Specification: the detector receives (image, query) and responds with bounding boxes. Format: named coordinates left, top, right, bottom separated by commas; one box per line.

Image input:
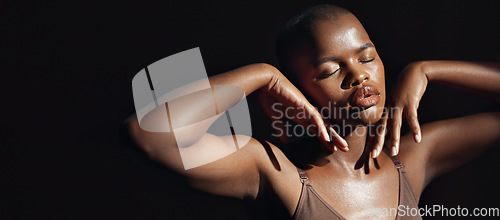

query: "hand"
left=387, top=62, right=428, bottom=156
left=258, top=71, right=348, bottom=152
left=368, top=110, right=388, bottom=158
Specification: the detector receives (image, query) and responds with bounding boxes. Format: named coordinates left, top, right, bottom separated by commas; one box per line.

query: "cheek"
left=370, top=60, right=385, bottom=80
left=371, top=61, right=386, bottom=107
left=315, top=82, right=350, bottom=107
left=371, top=61, right=386, bottom=91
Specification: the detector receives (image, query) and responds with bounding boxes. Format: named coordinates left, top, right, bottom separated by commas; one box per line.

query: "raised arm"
left=421, top=61, right=500, bottom=98
left=128, top=63, right=341, bottom=200
left=388, top=61, right=500, bottom=194
left=389, top=61, right=500, bottom=156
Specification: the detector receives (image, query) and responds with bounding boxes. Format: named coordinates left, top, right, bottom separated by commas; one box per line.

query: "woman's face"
left=292, top=14, right=386, bottom=126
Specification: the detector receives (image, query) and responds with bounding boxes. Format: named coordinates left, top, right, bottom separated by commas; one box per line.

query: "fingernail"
left=333, top=146, right=338, bottom=152
left=340, top=145, right=349, bottom=152
left=391, top=146, right=398, bottom=156
left=372, top=149, right=379, bottom=158
left=415, top=133, right=421, bottom=143
left=341, top=138, right=348, bottom=148
left=324, top=131, right=331, bottom=142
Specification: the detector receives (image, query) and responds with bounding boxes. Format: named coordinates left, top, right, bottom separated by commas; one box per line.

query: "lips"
left=351, top=85, right=381, bottom=109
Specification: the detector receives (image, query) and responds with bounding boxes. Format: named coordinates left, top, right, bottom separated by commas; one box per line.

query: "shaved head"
left=276, top=5, right=353, bottom=81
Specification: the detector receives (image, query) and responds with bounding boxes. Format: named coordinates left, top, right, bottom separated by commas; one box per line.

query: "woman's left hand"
left=387, top=62, right=429, bottom=156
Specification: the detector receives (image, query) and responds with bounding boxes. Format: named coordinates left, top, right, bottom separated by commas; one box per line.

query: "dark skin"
left=128, top=12, right=500, bottom=219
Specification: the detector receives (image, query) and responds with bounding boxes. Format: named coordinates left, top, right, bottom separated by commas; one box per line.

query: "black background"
left=2, top=0, right=500, bottom=219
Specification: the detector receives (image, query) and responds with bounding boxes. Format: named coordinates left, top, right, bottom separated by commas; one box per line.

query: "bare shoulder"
left=396, top=112, right=500, bottom=199
left=393, top=132, right=427, bottom=200
left=250, top=139, right=303, bottom=215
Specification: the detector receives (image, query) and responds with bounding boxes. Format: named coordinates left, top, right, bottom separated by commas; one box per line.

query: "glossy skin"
left=292, top=15, right=386, bottom=126
left=128, top=12, right=500, bottom=220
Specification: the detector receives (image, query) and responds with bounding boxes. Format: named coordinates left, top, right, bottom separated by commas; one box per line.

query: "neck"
left=289, top=124, right=380, bottom=173
left=306, top=125, right=378, bottom=172
left=328, top=125, right=371, bottom=168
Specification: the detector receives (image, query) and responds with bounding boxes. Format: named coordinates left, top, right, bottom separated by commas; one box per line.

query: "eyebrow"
left=315, top=43, right=375, bottom=66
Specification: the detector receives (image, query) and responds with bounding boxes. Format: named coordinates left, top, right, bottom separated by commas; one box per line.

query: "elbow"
left=127, top=118, right=162, bottom=158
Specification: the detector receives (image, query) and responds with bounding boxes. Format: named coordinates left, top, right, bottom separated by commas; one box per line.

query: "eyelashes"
left=316, top=69, right=340, bottom=80
left=360, top=58, right=375, bottom=64
left=316, top=58, right=375, bottom=80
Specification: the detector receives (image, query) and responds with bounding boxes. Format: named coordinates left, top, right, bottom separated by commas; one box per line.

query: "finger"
left=371, top=116, right=387, bottom=158
left=303, top=122, right=337, bottom=152
left=371, top=128, right=386, bottom=158
left=328, top=126, right=349, bottom=151
left=306, top=104, right=331, bottom=143
left=389, top=106, right=402, bottom=156
left=407, top=109, right=421, bottom=143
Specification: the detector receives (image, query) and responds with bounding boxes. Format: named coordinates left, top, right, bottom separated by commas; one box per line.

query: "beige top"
left=292, top=157, right=421, bottom=220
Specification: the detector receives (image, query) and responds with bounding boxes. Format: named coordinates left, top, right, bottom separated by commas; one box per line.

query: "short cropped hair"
left=276, top=5, right=351, bottom=82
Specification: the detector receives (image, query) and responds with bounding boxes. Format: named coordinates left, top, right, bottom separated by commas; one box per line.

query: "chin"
left=325, top=97, right=385, bottom=129
left=361, top=108, right=384, bottom=124
left=352, top=104, right=385, bottom=126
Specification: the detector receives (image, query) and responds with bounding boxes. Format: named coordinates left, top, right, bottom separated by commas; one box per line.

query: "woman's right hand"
left=258, top=71, right=348, bottom=152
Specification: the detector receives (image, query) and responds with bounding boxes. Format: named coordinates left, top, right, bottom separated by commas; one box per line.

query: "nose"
left=344, top=64, right=370, bottom=88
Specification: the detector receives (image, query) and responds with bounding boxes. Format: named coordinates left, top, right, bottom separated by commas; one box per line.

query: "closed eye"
left=360, top=58, right=375, bottom=64
left=316, top=68, right=340, bottom=80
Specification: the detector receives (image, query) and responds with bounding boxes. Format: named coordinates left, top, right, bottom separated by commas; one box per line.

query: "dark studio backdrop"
left=2, top=0, right=500, bottom=219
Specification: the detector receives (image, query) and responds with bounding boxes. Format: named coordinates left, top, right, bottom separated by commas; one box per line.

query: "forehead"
left=310, top=14, right=371, bottom=56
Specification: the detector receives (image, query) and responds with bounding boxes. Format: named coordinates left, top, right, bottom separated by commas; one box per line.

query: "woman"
left=127, top=5, right=500, bottom=219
